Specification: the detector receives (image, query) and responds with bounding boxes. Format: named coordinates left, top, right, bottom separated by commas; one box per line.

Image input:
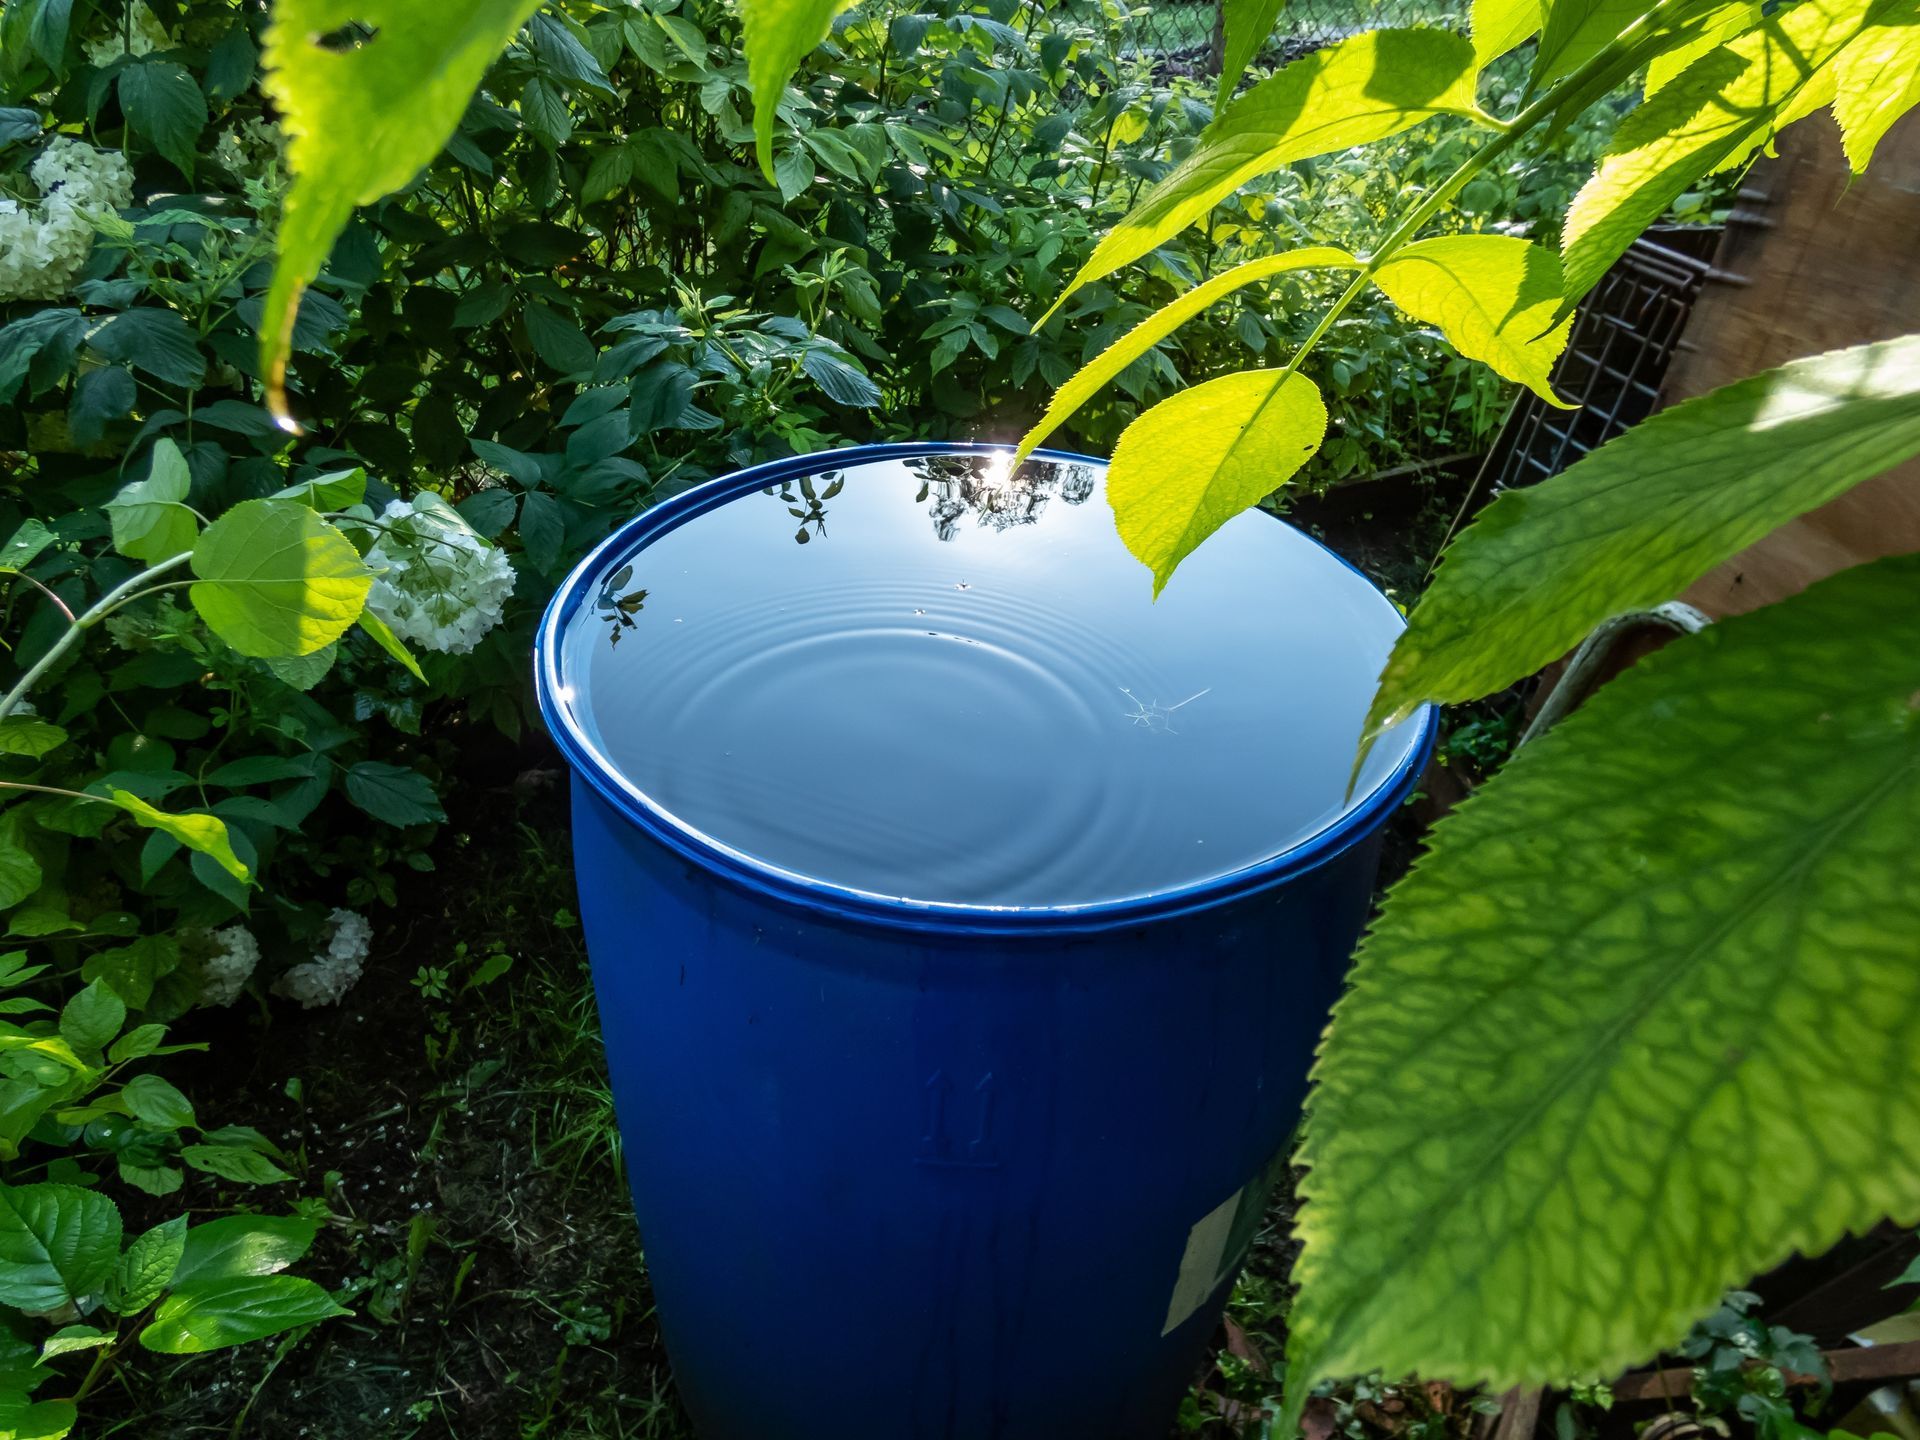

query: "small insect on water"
left=1119, top=686, right=1211, bottom=734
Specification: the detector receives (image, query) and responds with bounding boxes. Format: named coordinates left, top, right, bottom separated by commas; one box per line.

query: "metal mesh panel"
left=1488, top=233, right=1717, bottom=489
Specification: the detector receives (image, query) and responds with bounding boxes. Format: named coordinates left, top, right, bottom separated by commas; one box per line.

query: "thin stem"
left=0, top=781, right=124, bottom=805
left=73, top=1336, right=119, bottom=1404
left=0, top=553, right=192, bottom=724
left=0, top=570, right=76, bottom=625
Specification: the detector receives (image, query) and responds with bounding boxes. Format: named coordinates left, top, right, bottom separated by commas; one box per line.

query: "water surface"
left=558, top=451, right=1420, bottom=907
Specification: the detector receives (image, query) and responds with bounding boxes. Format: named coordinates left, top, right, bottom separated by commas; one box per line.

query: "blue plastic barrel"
left=535, top=443, right=1433, bottom=1440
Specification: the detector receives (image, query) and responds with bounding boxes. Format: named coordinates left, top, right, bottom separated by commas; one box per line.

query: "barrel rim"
left=534, top=441, right=1437, bottom=935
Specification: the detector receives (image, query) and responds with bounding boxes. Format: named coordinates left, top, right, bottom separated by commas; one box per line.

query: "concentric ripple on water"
left=556, top=451, right=1421, bottom=908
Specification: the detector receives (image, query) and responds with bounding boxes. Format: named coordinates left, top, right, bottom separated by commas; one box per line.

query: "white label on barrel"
left=1160, top=1160, right=1280, bottom=1336
left=1161, top=1186, right=1243, bottom=1336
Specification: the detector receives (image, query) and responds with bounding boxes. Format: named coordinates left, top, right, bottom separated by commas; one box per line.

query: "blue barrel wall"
left=537, top=443, right=1435, bottom=1440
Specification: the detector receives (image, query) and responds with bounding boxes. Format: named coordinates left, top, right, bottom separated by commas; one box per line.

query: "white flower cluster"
left=84, top=3, right=171, bottom=66
left=0, top=138, right=134, bottom=301
left=211, top=117, right=288, bottom=190
left=275, top=908, right=373, bottom=1009
left=364, top=494, right=516, bottom=655
left=200, top=925, right=261, bottom=1007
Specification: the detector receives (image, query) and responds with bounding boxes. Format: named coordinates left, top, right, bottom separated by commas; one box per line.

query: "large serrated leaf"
left=1833, top=3, right=1920, bottom=170
left=1016, top=247, right=1359, bottom=465
left=1472, top=0, right=1542, bottom=64
left=1644, top=0, right=1762, bottom=96
left=259, top=0, right=544, bottom=417
left=1366, top=333, right=1920, bottom=741
left=0, top=1184, right=123, bottom=1311
left=1561, top=0, right=1874, bottom=297
left=1107, top=370, right=1328, bottom=596
left=110, top=1215, right=186, bottom=1315
left=1372, top=235, right=1574, bottom=406
left=1533, top=0, right=1650, bottom=85
left=188, top=498, right=370, bottom=659
left=1042, top=29, right=1478, bottom=323
left=739, top=0, right=858, bottom=181
left=1285, top=553, right=1920, bottom=1416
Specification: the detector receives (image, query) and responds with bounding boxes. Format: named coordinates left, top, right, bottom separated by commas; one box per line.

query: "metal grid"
left=1488, top=233, right=1718, bottom=490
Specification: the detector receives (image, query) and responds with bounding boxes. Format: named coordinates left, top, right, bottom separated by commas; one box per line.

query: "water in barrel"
left=556, top=450, right=1422, bottom=909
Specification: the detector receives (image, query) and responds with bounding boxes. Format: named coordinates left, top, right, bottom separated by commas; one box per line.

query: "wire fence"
left=857, top=0, right=1469, bottom=202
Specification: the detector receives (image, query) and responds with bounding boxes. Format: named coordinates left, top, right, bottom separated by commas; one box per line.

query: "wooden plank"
left=1613, top=1339, right=1920, bottom=1404
left=1664, top=109, right=1920, bottom=620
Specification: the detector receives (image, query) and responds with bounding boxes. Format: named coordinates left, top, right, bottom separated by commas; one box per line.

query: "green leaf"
left=108, top=792, right=250, bottom=884
left=271, top=468, right=367, bottom=510
left=106, top=438, right=198, bottom=564
left=138, top=1274, right=347, bottom=1354
left=356, top=609, right=424, bottom=681
left=120, top=1074, right=195, bottom=1132
left=1644, top=1, right=1762, bottom=96
left=1372, top=236, right=1574, bottom=406
left=1561, top=0, right=1871, bottom=298
left=171, top=1215, right=316, bottom=1288
left=800, top=350, right=881, bottom=407
left=1285, top=554, right=1920, bottom=1418
left=0, top=520, right=56, bottom=574
left=0, top=816, right=42, bottom=912
left=85, top=309, right=205, bottom=389
left=108, top=1025, right=170, bottom=1064
left=580, top=143, right=635, bottom=204
left=189, top=498, right=371, bottom=658
left=1107, top=370, right=1328, bottom=596
left=83, top=937, right=178, bottom=1012
left=1216, top=0, right=1288, bottom=108
left=38, top=1324, right=110, bottom=1362
left=57, top=981, right=123, bottom=1060
left=523, top=303, right=596, bottom=375
left=739, top=0, right=858, bottom=181
left=1019, top=247, right=1358, bottom=464
left=517, top=490, right=565, bottom=573
left=519, top=75, right=571, bottom=147
left=67, top=365, right=135, bottom=447
left=0, top=1184, right=122, bottom=1311
left=344, top=761, right=445, bottom=827
left=262, top=645, right=336, bottom=693
left=1534, top=0, right=1649, bottom=85
left=0, top=1394, right=75, bottom=1440
left=1833, top=4, right=1920, bottom=169
left=117, top=59, right=207, bottom=176
left=1042, top=29, right=1477, bottom=324
left=1472, top=0, right=1542, bottom=64
left=182, top=1146, right=292, bottom=1186
left=110, top=1216, right=186, bottom=1315
left=0, top=718, right=66, bottom=760
left=258, top=0, right=544, bottom=418
left=1365, top=334, right=1920, bottom=740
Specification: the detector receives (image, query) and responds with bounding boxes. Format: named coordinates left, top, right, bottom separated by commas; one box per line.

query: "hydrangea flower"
left=200, top=925, right=261, bottom=1007
left=276, top=909, right=373, bottom=1009
left=0, top=139, right=133, bottom=301
left=84, top=3, right=171, bottom=66
left=363, top=494, right=516, bottom=655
